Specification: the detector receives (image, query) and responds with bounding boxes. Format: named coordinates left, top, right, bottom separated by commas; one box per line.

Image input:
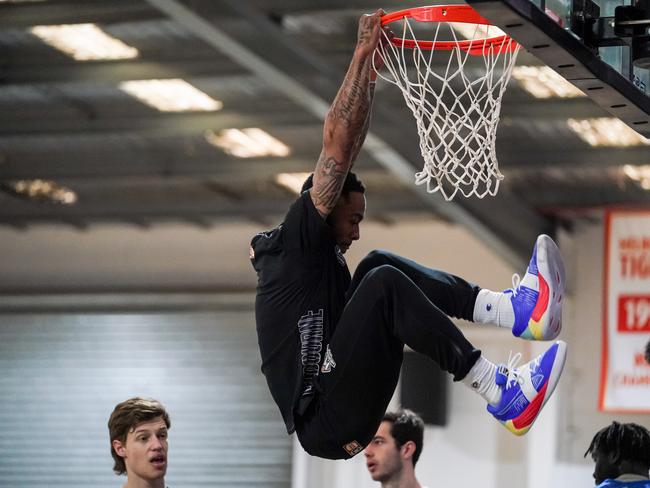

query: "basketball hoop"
left=374, top=5, right=520, bottom=200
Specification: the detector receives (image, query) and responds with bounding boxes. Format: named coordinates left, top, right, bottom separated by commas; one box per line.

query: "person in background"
left=585, top=421, right=650, bottom=488
left=364, top=410, right=426, bottom=488
left=108, top=397, right=170, bottom=488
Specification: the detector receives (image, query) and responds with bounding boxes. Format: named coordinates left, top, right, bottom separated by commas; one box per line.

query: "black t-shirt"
left=250, top=191, right=351, bottom=434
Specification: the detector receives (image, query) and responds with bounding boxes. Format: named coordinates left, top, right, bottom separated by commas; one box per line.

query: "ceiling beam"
left=500, top=98, right=608, bottom=119
left=521, top=185, right=650, bottom=207
left=5, top=136, right=646, bottom=182
left=0, top=156, right=317, bottom=180
left=0, top=1, right=162, bottom=28
left=246, top=0, right=409, bottom=16
left=0, top=109, right=315, bottom=136
left=500, top=145, right=650, bottom=169
left=1, top=57, right=243, bottom=84
left=0, top=191, right=424, bottom=223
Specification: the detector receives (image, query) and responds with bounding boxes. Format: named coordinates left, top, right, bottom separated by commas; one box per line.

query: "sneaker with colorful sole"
left=487, top=340, right=567, bottom=435
left=509, top=234, right=566, bottom=341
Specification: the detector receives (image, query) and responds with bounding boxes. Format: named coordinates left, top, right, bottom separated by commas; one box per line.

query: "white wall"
left=0, top=222, right=260, bottom=291
left=0, top=217, right=513, bottom=292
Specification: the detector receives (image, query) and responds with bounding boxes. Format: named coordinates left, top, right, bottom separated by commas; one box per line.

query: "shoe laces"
left=509, top=274, right=521, bottom=298
left=499, top=351, right=544, bottom=390
left=500, top=351, right=524, bottom=390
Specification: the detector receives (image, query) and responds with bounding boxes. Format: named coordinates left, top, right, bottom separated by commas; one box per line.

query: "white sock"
left=462, top=356, right=502, bottom=406
left=473, top=289, right=515, bottom=328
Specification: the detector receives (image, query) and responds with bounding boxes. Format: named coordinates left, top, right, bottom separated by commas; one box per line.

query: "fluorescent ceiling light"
left=567, top=117, right=650, bottom=147
left=30, top=23, right=138, bottom=61
left=275, top=173, right=312, bottom=195
left=120, top=79, right=223, bottom=112
left=5, top=179, right=77, bottom=204
left=512, top=66, right=585, bottom=99
left=623, top=165, right=650, bottom=190
left=205, top=128, right=290, bottom=158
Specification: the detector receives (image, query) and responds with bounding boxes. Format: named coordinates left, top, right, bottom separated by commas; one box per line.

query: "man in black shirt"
left=251, top=10, right=568, bottom=460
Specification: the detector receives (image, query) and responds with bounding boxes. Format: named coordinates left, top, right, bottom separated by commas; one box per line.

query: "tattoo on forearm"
left=312, top=34, right=376, bottom=214
left=331, top=60, right=371, bottom=130
left=358, top=22, right=372, bottom=46
left=350, top=82, right=375, bottom=162
left=313, top=154, right=347, bottom=211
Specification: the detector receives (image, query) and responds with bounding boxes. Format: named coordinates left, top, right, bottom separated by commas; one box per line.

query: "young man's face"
left=329, top=191, right=365, bottom=254
left=364, top=421, right=403, bottom=483
left=113, top=416, right=169, bottom=482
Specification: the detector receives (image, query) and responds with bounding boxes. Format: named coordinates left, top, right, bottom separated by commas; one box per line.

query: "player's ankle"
left=462, top=356, right=502, bottom=406
left=473, top=289, right=514, bottom=328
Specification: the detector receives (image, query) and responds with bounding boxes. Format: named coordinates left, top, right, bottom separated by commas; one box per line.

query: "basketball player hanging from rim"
left=250, top=10, right=568, bottom=460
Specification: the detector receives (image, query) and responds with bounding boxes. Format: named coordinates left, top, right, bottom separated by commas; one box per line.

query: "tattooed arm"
left=348, top=81, right=376, bottom=166
left=310, top=10, right=383, bottom=218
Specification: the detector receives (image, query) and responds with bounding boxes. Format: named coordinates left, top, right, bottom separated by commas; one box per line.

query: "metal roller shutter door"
left=0, top=310, right=291, bottom=487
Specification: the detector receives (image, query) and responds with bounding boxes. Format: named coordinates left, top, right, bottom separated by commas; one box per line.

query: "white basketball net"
left=374, top=16, right=520, bottom=200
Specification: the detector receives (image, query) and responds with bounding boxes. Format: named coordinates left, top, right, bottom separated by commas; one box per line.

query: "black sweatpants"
left=295, top=250, right=482, bottom=459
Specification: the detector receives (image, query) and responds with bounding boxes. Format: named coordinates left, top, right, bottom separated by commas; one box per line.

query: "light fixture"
left=30, top=23, right=138, bottom=61
left=623, top=165, right=650, bottom=190
left=120, top=79, right=223, bottom=112
left=274, top=173, right=312, bottom=195
left=512, top=66, right=586, bottom=99
left=1, top=179, right=77, bottom=204
left=567, top=117, right=650, bottom=147
left=205, top=128, right=290, bottom=158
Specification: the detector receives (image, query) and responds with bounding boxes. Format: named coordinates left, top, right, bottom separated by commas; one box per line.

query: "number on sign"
left=618, top=295, right=650, bottom=332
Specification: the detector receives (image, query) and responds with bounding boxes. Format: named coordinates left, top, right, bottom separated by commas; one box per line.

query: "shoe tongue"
left=495, top=366, right=508, bottom=386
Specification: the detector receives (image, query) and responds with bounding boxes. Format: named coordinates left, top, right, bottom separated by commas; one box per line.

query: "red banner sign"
left=600, top=210, right=650, bottom=412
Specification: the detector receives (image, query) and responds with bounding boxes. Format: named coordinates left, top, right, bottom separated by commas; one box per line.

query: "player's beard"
left=372, top=454, right=403, bottom=484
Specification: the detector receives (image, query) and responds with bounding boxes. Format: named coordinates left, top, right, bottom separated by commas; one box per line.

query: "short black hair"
left=301, top=172, right=365, bottom=198
left=584, top=421, right=650, bottom=467
left=645, top=339, right=650, bottom=365
left=382, top=409, right=425, bottom=466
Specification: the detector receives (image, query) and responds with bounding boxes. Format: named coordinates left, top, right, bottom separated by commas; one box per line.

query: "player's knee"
left=362, top=264, right=401, bottom=288
left=360, top=249, right=395, bottom=269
